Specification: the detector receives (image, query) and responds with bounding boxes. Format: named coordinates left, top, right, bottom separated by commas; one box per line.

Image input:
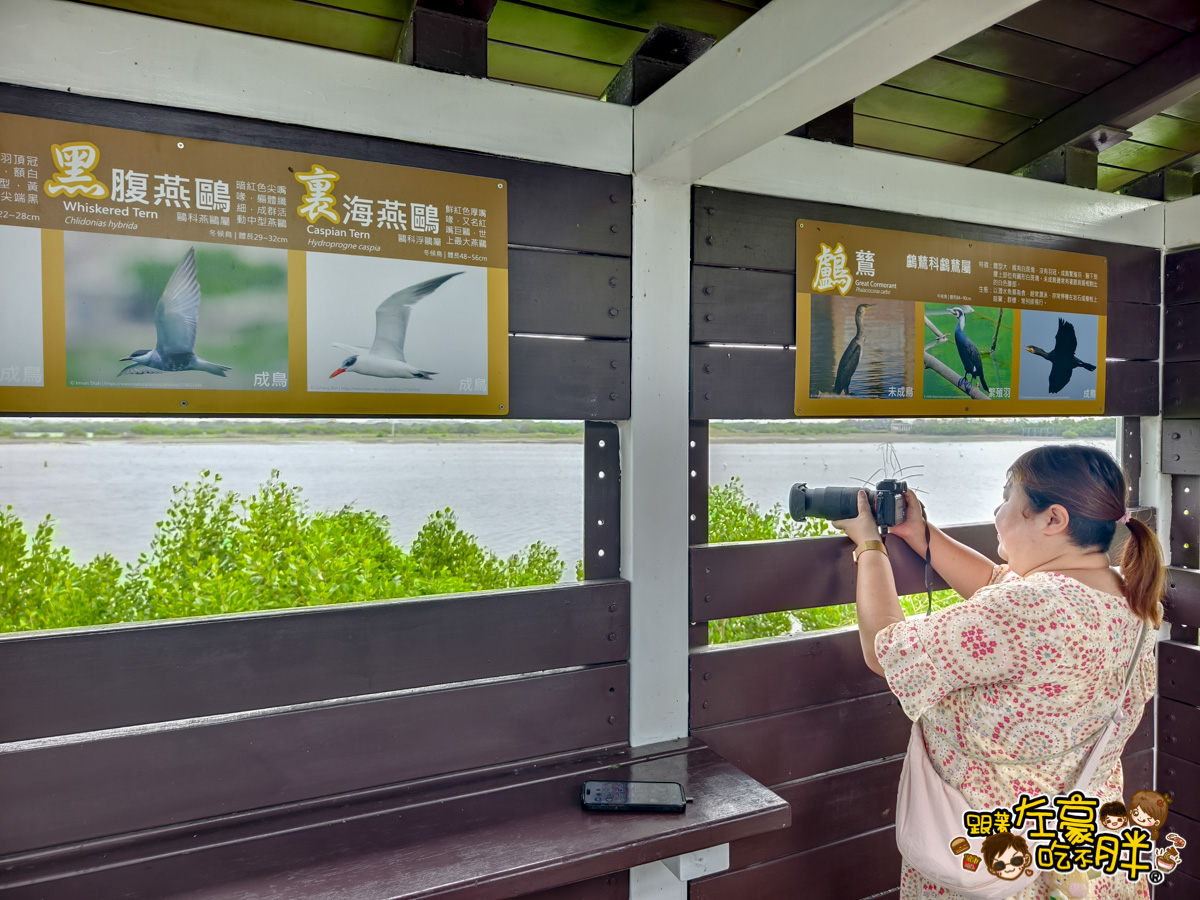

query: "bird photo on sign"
left=306, top=254, right=487, bottom=396
left=807, top=295, right=915, bottom=399
left=922, top=302, right=1013, bottom=401
left=1017, top=310, right=1099, bottom=401
left=63, top=233, right=289, bottom=392
left=0, top=223, right=45, bottom=389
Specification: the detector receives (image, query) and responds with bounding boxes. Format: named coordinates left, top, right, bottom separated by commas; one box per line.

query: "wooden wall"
left=687, top=186, right=1163, bottom=899
left=0, top=85, right=632, bottom=899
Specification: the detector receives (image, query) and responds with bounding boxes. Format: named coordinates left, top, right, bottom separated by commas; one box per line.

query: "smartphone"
left=581, top=780, right=687, bottom=813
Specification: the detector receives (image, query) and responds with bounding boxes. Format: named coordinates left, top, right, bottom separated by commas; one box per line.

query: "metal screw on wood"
left=701, top=701, right=709, bottom=709
left=610, top=224, right=619, bottom=233
left=704, top=313, right=713, bottom=322
left=609, top=277, right=618, bottom=286
left=608, top=715, right=616, bottom=724
left=702, top=285, right=713, bottom=295
left=609, top=360, right=618, bottom=369
left=609, top=604, right=617, bottom=612
left=608, top=308, right=619, bottom=317
left=609, top=392, right=618, bottom=400
left=607, top=632, right=617, bottom=641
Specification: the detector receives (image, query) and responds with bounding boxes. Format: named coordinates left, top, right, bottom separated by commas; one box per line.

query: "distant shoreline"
left=0, top=432, right=1098, bottom=445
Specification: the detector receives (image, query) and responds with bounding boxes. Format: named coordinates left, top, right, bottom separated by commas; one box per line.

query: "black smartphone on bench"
left=581, top=780, right=687, bottom=813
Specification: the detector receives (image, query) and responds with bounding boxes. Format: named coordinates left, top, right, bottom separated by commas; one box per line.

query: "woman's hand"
left=832, top=490, right=884, bottom=546
left=888, top=489, right=928, bottom=551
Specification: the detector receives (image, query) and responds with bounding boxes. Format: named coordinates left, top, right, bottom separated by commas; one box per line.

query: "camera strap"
left=923, top=518, right=933, bottom=617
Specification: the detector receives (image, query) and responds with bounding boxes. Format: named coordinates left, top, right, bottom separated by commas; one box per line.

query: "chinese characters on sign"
left=0, top=111, right=509, bottom=417
left=794, top=218, right=1107, bottom=417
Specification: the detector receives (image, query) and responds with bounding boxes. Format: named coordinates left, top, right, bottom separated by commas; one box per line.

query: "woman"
left=834, top=445, right=1163, bottom=900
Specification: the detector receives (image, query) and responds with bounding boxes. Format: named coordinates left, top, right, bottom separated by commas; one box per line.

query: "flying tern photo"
left=64, top=233, right=288, bottom=391
left=307, top=254, right=487, bottom=395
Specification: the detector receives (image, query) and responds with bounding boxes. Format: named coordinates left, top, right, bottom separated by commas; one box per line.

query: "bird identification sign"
left=0, top=111, right=509, bottom=416
left=794, top=218, right=1107, bottom=417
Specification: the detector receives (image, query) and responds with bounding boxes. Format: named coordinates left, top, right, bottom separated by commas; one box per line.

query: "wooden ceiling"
left=70, top=0, right=1200, bottom=197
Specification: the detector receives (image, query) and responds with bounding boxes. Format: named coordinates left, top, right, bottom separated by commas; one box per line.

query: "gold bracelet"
left=852, top=539, right=888, bottom=564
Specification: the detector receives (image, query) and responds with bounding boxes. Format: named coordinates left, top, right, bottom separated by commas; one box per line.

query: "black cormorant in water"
left=833, top=303, right=874, bottom=394
left=950, top=307, right=989, bottom=394
left=1025, top=318, right=1096, bottom=394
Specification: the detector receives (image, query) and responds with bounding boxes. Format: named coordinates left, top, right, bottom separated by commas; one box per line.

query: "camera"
left=789, top=479, right=908, bottom=527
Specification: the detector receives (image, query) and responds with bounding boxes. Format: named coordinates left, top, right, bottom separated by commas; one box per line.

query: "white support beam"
left=0, top=0, right=632, bottom=174
left=700, top=136, right=1166, bottom=247
left=1165, top=193, right=1200, bottom=250
left=632, top=0, right=1038, bottom=183
left=621, top=177, right=691, bottom=750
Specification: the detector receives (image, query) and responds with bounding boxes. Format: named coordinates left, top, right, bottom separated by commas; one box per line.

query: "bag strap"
left=1069, top=619, right=1150, bottom=793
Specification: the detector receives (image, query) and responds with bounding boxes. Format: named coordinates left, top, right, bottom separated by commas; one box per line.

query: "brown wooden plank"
left=1000, top=0, right=1186, bottom=65
left=1122, top=416, right=1142, bottom=506
left=690, top=826, right=901, bottom=900
left=690, top=629, right=888, bottom=727
left=887, top=58, right=1083, bottom=120
left=1121, top=748, right=1154, bottom=796
left=691, top=345, right=1155, bottom=419
left=1162, top=421, right=1200, bottom=474
left=689, top=420, right=710, bottom=548
left=1166, top=362, right=1200, bottom=418
left=1166, top=569, right=1200, bottom=640
left=0, top=580, right=629, bottom=743
left=691, top=189, right=1161, bottom=309
left=519, top=872, right=627, bottom=900
left=728, top=759, right=904, bottom=870
left=691, top=265, right=795, bottom=345
left=1159, top=752, right=1200, bottom=821
left=0, top=743, right=784, bottom=900
left=510, top=335, right=630, bottom=419
left=691, top=524, right=998, bottom=622
left=939, top=26, right=1132, bottom=94
left=1126, top=699, right=1156, bottom=754
left=0, top=664, right=630, bottom=854
left=1165, top=303, right=1200, bottom=362
left=854, top=115, right=999, bottom=165
left=855, top=85, right=1036, bottom=144
left=1108, top=300, right=1161, bottom=360
left=1155, top=812, right=1200, bottom=898
left=1099, top=0, right=1200, bottom=32
left=1171, top=476, right=1200, bottom=569
left=1161, top=696, right=1200, bottom=764
left=584, top=423, right=621, bottom=579
left=0, top=83, right=632, bottom=257
left=510, top=250, right=630, bottom=338
left=1167, top=247, right=1200, bottom=306
left=694, top=693, right=909, bottom=788
left=1161, top=641, right=1200, bottom=706
left=691, top=263, right=1157, bottom=360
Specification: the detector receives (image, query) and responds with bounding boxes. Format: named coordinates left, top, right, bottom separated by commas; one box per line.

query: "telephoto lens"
left=789, top=483, right=862, bottom=522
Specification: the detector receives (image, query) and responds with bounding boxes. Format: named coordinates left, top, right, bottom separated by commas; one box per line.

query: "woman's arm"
left=888, top=490, right=996, bottom=599
left=834, top=491, right=906, bottom=676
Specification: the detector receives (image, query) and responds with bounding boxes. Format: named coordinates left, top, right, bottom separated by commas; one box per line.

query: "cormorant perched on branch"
left=1025, top=318, right=1096, bottom=394
left=833, top=303, right=874, bottom=394
left=950, top=307, right=989, bottom=394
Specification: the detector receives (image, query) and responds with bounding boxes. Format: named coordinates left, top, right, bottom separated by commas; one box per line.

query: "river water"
left=0, top=437, right=1115, bottom=569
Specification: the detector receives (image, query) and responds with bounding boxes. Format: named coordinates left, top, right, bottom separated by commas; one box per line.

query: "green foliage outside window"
left=704, top=477, right=963, bottom=644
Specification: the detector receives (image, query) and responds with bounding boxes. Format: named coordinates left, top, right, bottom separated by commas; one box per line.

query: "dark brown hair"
left=1008, top=444, right=1164, bottom=626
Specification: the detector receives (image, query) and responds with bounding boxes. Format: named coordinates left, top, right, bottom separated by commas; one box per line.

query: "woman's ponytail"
left=1119, top=517, right=1165, bottom=627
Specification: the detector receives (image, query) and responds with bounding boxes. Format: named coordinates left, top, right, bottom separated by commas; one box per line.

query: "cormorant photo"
left=833, top=303, right=874, bottom=394
left=950, top=306, right=989, bottom=394
left=1024, top=318, right=1096, bottom=394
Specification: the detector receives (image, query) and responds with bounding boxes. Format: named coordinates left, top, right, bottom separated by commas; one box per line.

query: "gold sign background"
left=795, top=219, right=1107, bottom=417
left=0, top=112, right=509, bottom=416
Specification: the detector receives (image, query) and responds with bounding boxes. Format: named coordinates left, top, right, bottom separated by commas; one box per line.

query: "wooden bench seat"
left=0, top=739, right=789, bottom=899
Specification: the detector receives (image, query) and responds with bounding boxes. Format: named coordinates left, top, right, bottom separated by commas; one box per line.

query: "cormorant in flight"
left=1024, top=318, right=1096, bottom=394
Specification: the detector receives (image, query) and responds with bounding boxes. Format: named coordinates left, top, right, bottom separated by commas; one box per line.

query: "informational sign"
left=795, top=219, right=1107, bottom=416
left=0, top=112, right=508, bottom=416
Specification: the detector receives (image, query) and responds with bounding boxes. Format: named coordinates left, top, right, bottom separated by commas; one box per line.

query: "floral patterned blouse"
left=875, top=565, right=1157, bottom=900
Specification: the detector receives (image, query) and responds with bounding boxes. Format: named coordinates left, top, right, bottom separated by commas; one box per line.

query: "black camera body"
left=789, top=479, right=908, bottom=527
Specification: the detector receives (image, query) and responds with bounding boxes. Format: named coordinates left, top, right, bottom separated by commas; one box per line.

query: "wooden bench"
left=0, top=580, right=788, bottom=898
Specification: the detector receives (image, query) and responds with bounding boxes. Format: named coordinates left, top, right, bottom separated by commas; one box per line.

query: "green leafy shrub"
left=705, top=477, right=963, bottom=644
left=0, top=471, right=565, bottom=633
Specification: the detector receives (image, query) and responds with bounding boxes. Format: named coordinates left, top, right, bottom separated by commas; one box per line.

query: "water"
left=0, top=437, right=1115, bottom=568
